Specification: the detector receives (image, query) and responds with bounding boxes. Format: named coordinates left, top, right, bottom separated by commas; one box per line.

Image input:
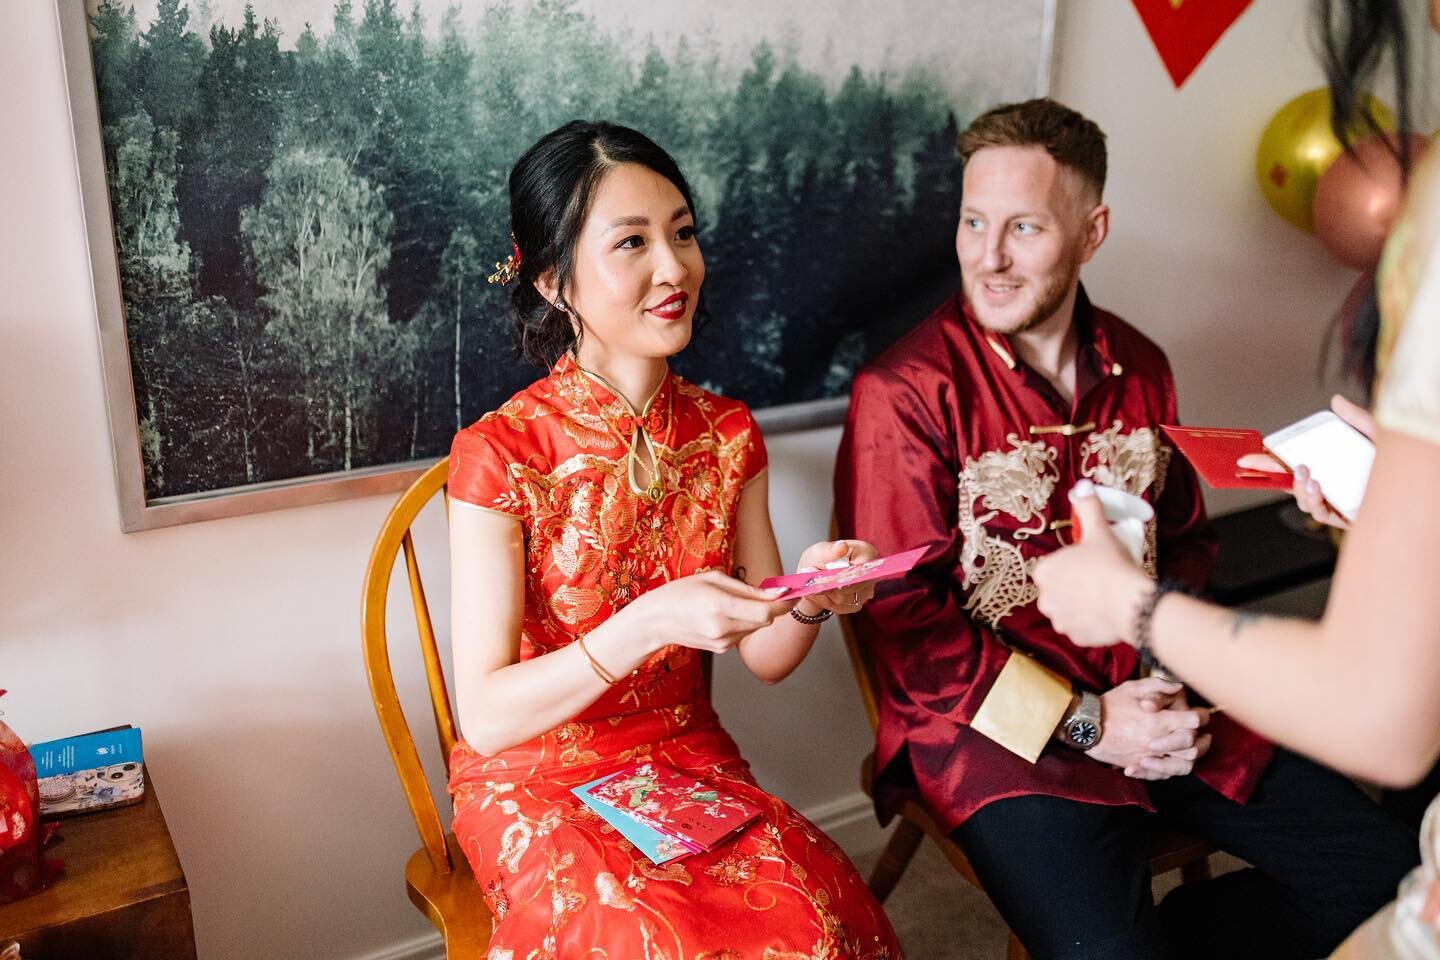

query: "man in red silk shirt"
left=835, top=98, right=1415, bottom=960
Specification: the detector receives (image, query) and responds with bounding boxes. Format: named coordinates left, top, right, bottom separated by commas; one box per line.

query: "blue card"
left=30, top=727, right=143, bottom=775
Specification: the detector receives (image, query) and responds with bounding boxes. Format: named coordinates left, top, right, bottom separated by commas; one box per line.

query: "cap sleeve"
left=738, top=405, right=768, bottom=487
left=447, top=426, right=527, bottom=520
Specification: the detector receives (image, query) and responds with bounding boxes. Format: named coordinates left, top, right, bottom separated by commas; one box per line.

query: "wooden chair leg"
left=1006, top=933, right=1032, bottom=960
left=867, top=817, right=925, bottom=904
left=1179, top=854, right=1212, bottom=885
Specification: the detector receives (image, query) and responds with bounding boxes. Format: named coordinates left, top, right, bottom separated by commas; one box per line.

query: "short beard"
left=966, top=256, right=1081, bottom=336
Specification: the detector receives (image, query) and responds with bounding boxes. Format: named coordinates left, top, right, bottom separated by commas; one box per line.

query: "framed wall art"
left=57, top=0, right=1056, bottom=530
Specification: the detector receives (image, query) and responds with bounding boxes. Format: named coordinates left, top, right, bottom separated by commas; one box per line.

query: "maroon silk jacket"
left=835, top=289, right=1274, bottom=830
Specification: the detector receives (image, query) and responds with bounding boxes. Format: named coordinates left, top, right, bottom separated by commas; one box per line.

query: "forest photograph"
left=78, top=0, right=1052, bottom=505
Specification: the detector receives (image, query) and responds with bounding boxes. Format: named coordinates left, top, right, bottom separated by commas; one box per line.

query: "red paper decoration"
left=1131, top=0, right=1255, bottom=88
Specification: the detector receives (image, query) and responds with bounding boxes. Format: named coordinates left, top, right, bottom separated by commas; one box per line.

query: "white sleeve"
left=1376, top=164, right=1440, bottom=446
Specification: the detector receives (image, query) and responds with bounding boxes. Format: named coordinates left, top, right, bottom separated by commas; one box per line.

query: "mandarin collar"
left=552, top=353, right=672, bottom=437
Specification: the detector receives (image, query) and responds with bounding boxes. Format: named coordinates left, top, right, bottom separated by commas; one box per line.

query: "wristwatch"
left=1062, top=690, right=1103, bottom=750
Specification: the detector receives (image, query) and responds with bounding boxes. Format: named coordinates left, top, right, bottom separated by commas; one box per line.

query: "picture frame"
left=56, top=0, right=1056, bottom=531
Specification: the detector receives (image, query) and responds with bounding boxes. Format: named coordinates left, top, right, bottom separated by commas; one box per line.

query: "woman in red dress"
left=446, top=121, right=902, bottom=959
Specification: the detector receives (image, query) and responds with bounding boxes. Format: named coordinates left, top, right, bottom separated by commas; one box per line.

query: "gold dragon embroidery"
left=956, top=435, right=1059, bottom=625
left=1079, top=422, right=1171, bottom=573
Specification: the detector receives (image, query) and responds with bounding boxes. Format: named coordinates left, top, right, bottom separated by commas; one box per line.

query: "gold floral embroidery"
left=543, top=849, right=586, bottom=936
left=671, top=493, right=711, bottom=559
left=705, top=851, right=764, bottom=885
left=956, top=435, right=1060, bottom=625
left=636, top=859, right=694, bottom=885
left=552, top=522, right=600, bottom=581
left=548, top=584, right=604, bottom=626
left=498, top=818, right=534, bottom=874
left=551, top=369, right=593, bottom=410
left=484, top=877, right=511, bottom=919
left=449, top=365, right=898, bottom=958
left=666, top=702, right=694, bottom=727
left=599, top=553, right=645, bottom=606
left=594, top=871, right=636, bottom=910
left=494, top=397, right=527, bottom=433
left=553, top=721, right=600, bottom=766
left=559, top=410, right=616, bottom=450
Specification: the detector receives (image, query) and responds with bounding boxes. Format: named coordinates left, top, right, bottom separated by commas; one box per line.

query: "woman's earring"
left=553, top=296, right=568, bottom=313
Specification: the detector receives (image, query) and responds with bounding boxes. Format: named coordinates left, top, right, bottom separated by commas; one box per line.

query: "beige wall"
left=2, top=2, right=1432, bottom=958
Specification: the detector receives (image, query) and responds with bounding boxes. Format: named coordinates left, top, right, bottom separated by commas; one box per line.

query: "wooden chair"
left=832, top=539, right=1213, bottom=959
left=362, top=457, right=493, bottom=959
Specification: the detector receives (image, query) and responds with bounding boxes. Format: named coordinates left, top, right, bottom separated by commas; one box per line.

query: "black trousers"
left=1382, top=756, right=1440, bottom=831
left=951, top=749, right=1419, bottom=960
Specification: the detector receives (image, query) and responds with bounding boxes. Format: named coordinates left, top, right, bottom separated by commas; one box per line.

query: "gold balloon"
left=1255, top=88, right=1396, bottom=233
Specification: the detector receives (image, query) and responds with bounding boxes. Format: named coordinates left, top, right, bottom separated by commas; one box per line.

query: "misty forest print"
left=90, top=0, right=1041, bottom=501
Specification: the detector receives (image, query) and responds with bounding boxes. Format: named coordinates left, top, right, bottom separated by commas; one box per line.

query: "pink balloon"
left=1313, top=134, right=1430, bottom=270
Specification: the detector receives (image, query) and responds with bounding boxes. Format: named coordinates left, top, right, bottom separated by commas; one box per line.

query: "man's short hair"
left=957, top=97, right=1107, bottom=200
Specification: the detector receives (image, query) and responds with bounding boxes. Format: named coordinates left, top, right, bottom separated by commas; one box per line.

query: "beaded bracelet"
left=1131, top=579, right=1197, bottom=675
left=789, top=606, right=832, bottom=625
left=576, top=634, right=618, bottom=685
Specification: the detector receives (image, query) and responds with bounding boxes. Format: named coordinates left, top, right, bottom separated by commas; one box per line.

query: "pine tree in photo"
left=180, top=6, right=292, bottom=308
left=241, top=145, right=395, bottom=475
left=81, top=0, right=1035, bottom=504
left=105, top=109, right=194, bottom=497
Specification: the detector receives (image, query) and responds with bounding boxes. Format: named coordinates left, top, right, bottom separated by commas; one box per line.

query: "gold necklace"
left=572, top=359, right=666, bottom=504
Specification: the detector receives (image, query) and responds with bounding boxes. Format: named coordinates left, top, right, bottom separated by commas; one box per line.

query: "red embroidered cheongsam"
left=447, top=354, right=900, bottom=959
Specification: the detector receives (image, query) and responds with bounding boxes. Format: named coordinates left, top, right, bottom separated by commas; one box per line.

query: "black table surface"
left=1206, top=498, right=1337, bottom=606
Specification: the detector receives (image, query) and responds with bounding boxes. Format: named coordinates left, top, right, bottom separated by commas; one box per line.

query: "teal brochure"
left=573, top=774, right=691, bottom=865
left=30, top=727, right=143, bottom=775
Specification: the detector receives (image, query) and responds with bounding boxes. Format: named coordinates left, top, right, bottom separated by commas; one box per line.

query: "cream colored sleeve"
left=1376, top=159, right=1440, bottom=445
left=969, top=653, right=1074, bottom=763
left=1376, top=254, right=1440, bottom=446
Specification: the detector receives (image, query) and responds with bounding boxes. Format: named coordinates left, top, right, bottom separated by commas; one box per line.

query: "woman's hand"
left=613, top=569, right=793, bottom=655
left=793, top=539, right=878, bottom=617
left=1236, top=394, right=1377, bottom=530
left=1033, top=486, right=1153, bottom=648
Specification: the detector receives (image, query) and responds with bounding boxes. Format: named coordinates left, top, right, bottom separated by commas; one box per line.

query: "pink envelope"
left=759, top=546, right=929, bottom=600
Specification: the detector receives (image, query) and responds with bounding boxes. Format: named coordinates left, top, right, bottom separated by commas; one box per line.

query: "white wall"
left=1, top=2, right=1431, bottom=958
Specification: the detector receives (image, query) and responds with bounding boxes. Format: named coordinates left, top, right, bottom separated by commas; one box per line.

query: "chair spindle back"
left=361, top=458, right=457, bottom=876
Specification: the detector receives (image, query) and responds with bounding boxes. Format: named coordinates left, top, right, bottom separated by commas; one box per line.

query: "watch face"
left=1068, top=720, right=1100, bottom=748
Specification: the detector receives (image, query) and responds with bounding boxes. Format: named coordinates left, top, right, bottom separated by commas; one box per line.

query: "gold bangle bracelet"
left=576, top=635, right=618, bottom=685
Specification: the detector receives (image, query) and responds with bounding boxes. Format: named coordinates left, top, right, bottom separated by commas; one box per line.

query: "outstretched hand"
left=619, top=569, right=793, bottom=655
left=1236, top=394, right=1376, bottom=530
left=794, top=539, right=879, bottom=616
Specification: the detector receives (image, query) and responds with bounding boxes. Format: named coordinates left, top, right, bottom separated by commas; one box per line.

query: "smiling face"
left=957, top=145, right=1107, bottom=336
left=561, top=162, right=705, bottom=366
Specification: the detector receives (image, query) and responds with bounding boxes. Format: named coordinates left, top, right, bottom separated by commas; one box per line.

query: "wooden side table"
left=0, top=770, right=196, bottom=959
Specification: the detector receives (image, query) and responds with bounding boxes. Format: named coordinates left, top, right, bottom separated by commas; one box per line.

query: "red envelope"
left=1161, top=425, right=1293, bottom=490
left=586, top=763, right=761, bottom=853
left=759, top=545, right=928, bottom=600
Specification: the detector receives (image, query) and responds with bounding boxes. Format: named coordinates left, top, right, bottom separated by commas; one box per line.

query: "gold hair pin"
left=488, top=235, right=522, bottom=285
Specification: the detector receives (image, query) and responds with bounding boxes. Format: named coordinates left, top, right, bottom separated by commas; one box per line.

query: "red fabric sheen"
left=446, top=356, right=899, bottom=957
left=835, top=291, right=1273, bottom=832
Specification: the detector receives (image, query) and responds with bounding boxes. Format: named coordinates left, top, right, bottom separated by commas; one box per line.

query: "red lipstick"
left=648, top=291, right=689, bottom=320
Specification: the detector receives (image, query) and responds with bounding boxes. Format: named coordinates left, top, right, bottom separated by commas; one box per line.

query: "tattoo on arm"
left=1230, top=611, right=1267, bottom=638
